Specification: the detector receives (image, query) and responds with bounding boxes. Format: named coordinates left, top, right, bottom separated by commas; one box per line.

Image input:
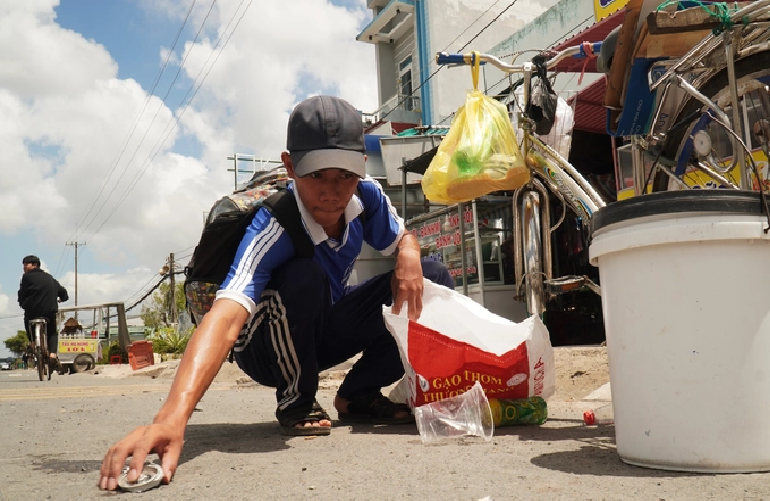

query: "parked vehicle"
left=56, top=302, right=130, bottom=374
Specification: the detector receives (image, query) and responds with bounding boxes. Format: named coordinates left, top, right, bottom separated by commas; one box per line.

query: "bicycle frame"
left=29, top=318, right=47, bottom=351
left=641, top=0, right=770, bottom=193
left=29, top=318, right=48, bottom=380
left=436, top=44, right=607, bottom=315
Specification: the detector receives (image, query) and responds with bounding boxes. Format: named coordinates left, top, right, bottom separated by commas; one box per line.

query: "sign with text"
left=58, top=339, right=98, bottom=353
left=594, top=0, right=630, bottom=21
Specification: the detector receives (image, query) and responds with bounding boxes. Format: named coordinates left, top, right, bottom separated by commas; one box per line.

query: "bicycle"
left=28, top=318, right=53, bottom=381
left=436, top=44, right=608, bottom=316
left=632, top=0, right=770, bottom=195
left=434, top=0, right=770, bottom=316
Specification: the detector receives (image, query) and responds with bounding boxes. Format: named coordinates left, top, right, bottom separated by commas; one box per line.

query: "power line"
left=441, top=0, right=505, bottom=52
left=125, top=271, right=185, bottom=313
left=70, top=0, right=200, bottom=241
left=125, top=276, right=167, bottom=313
left=79, top=0, right=218, bottom=239
left=476, top=15, right=600, bottom=108
left=173, top=244, right=196, bottom=256
left=53, top=245, right=71, bottom=280
left=456, top=0, right=521, bottom=53
left=124, top=272, right=164, bottom=304
left=378, top=0, right=521, bottom=125
left=88, top=0, right=255, bottom=239
left=548, top=14, right=594, bottom=48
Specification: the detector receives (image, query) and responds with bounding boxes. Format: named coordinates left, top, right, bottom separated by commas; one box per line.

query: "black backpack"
left=183, top=186, right=366, bottom=326
left=183, top=189, right=315, bottom=326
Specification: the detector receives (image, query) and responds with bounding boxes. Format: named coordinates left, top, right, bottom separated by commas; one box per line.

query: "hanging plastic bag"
left=421, top=53, right=529, bottom=204
left=526, top=56, right=558, bottom=136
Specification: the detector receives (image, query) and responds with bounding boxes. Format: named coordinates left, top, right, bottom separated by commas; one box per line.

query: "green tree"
left=140, top=282, right=186, bottom=330
left=4, top=331, right=29, bottom=357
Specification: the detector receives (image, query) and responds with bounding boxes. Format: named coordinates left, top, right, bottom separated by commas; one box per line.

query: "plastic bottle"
left=583, top=402, right=614, bottom=425
left=488, top=396, right=548, bottom=426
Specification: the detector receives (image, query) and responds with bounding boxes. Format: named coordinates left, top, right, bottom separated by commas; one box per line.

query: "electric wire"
left=89, top=0, right=254, bottom=238
left=441, top=0, right=505, bottom=52
left=69, top=0, right=199, bottom=241
left=377, top=0, right=521, bottom=125
left=125, top=271, right=185, bottom=313
left=80, top=0, right=218, bottom=238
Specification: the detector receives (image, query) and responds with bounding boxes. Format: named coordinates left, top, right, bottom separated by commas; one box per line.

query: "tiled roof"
left=568, top=76, right=608, bottom=135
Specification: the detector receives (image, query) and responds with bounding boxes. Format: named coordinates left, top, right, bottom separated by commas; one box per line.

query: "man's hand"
left=99, top=420, right=185, bottom=490
left=98, top=299, right=247, bottom=491
left=391, top=233, right=424, bottom=320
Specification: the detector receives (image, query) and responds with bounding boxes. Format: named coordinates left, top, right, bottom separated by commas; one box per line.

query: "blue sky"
left=0, top=0, right=377, bottom=356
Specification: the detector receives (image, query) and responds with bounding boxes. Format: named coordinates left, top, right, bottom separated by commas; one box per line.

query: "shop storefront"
left=405, top=196, right=528, bottom=323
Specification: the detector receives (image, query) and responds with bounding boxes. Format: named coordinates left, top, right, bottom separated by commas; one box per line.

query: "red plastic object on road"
left=583, top=403, right=614, bottom=425
left=128, top=340, right=154, bottom=370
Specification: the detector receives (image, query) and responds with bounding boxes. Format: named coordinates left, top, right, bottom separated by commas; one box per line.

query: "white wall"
left=484, top=0, right=601, bottom=101
left=424, top=0, right=534, bottom=125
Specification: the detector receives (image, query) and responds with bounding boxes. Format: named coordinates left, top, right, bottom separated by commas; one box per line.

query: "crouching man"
left=99, top=95, right=453, bottom=490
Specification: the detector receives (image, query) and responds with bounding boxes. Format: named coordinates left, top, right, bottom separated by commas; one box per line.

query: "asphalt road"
left=1, top=368, right=768, bottom=500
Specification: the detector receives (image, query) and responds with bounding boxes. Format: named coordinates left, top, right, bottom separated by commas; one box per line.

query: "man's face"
left=291, top=167, right=359, bottom=228
left=23, top=263, right=36, bottom=273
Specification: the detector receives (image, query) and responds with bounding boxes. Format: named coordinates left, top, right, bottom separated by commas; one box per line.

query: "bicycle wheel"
left=72, top=353, right=95, bottom=373
left=653, top=50, right=770, bottom=192
left=34, top=324, right=46, bottom=382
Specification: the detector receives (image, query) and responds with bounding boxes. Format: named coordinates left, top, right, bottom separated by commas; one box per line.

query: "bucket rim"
left=589, top=190, right=765, bottom=238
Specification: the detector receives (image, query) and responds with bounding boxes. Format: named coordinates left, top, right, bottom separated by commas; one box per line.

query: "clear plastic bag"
left=421, top=53, right=529, bottom=204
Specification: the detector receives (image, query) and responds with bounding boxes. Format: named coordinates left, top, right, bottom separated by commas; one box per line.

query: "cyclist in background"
left=17, top=255, right=69, bottom=365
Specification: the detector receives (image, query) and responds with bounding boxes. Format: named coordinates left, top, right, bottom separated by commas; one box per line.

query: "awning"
left=568, top=76, right=608, bottom=135
left=551, top=10, right=624, bottom=73
left=356, top=0, right=414, bottom=44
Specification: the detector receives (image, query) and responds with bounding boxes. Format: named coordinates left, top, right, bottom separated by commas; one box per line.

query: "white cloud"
left=0, top=0, right=378, bottom=354
left=0, top=0, right=117, bottom=98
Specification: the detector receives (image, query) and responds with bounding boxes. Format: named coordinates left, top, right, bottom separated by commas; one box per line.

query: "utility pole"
left=168, top=253, right=177, bottom=325
left=66, top=241, right=86, bottom=307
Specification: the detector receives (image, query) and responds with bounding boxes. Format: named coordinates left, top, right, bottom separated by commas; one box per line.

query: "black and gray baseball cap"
left=287, top=95, right=366, bottom=178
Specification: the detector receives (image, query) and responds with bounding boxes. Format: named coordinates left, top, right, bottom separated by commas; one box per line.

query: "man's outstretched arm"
left=99, top=299, right=248, bottom=491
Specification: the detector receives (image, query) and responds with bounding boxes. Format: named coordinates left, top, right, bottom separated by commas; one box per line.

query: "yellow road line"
left=0, top=383, right=232, bottom=401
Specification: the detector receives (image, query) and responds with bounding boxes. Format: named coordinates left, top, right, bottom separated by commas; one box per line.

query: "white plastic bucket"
left=589, top=190, right=770, bottom=473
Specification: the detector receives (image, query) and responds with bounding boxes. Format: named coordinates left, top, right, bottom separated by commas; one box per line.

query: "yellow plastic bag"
left=422, top=53, right=529, bottom=204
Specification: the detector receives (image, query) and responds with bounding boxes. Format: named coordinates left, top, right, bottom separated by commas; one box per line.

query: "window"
left=398, top=55, right=414, bottom=111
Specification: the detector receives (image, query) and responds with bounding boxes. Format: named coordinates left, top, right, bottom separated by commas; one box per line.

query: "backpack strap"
left=262, top=189, right=315, bottom=259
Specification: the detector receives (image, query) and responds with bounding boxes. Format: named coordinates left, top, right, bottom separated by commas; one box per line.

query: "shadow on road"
left=338, top=421, right=420, bottom=437
left=32, top=422, right=293, bottom=479
left=180, top=422, right=293, bottom=461
left=531, top=445, right=702, bottom=478
left=495, top=420, right=616, bottom=441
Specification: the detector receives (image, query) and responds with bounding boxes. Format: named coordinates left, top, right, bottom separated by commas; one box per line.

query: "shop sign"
left=594, top=0, right=629, bottom=21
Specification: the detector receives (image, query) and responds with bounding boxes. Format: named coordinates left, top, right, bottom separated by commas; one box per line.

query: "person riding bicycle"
left=17, top=255, right=69, bottom=365
left=99, top=95, right=454, bottom=491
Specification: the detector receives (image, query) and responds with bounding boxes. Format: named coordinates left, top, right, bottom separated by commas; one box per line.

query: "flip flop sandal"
left=337, top=392, right=415, bottom=425
left=276, top=400, right=332, bottom=436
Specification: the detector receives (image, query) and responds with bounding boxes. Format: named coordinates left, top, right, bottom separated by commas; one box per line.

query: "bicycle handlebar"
left=436, top=42, right=603, bottom=73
